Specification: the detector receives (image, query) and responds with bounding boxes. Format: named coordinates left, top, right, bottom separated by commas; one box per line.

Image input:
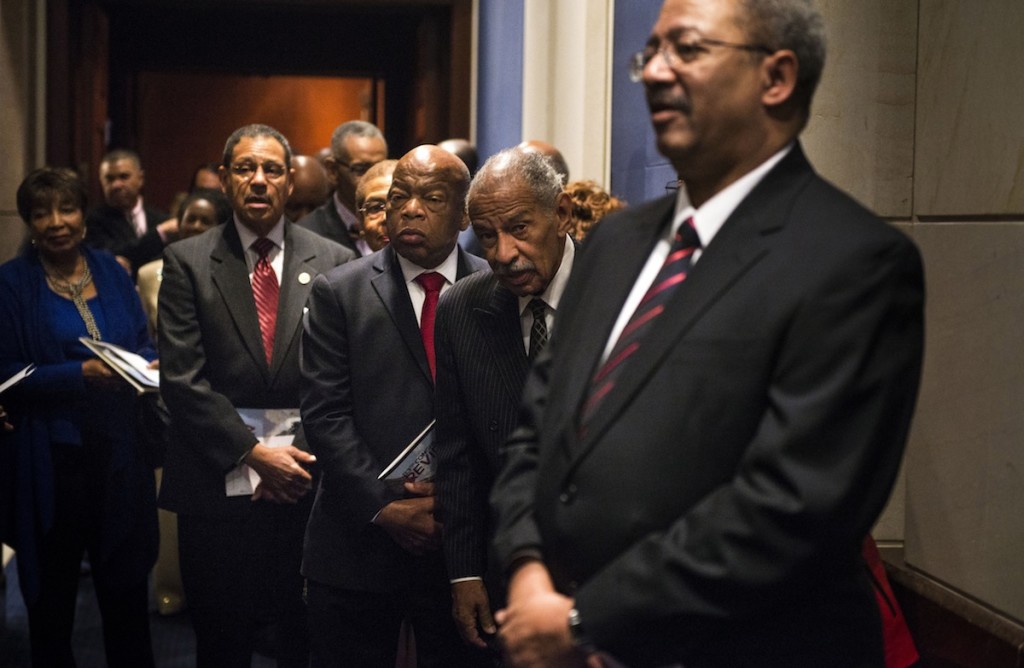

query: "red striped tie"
left=579, top=217, right=700, bottom=432
left=252, top=237, right=279, bottom=366
left=416, top=271, right=446, bottom=380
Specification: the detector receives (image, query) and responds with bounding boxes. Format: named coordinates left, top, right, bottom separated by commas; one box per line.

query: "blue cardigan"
left=0, top=246, right=158, bottom=604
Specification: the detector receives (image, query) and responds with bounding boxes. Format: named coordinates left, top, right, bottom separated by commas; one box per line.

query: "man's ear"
left=555, top=192, right=574, bottom=236
left=761, top=50, right=799, bottom=108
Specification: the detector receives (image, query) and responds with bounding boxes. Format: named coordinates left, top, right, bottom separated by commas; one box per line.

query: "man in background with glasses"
left=299, top=120, right=388, bottom=256
left=490, top=1, right=925, bottom=666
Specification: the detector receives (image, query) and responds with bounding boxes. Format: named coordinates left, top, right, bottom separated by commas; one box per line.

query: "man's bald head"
left=386, top=145, right=471, bottom=269
left=285, top=155, right=330, bottom=221
left=517, top=140, right=569, bottom=185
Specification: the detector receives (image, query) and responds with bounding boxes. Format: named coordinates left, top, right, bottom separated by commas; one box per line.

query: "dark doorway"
left=47, top=0, right=472, bottom=208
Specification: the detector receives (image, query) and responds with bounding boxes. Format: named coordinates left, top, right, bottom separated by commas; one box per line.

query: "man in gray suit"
left=300, top=144, right=488, bottom=667
left=158, top=124, right=354, bottom=668
left=433, top=147, right=575, bottom=656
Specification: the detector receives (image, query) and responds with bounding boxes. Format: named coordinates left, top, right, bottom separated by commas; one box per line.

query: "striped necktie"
left=251, top=237, right=279, bottom=366
left=579, top=217, right=700, bottom=432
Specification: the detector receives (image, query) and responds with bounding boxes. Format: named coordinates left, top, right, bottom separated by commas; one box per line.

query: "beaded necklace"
left=43, top=255, right=102, bottom=341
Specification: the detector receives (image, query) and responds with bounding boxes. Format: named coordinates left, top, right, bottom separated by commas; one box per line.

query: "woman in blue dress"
left=0, top=167, right=158, bottom=667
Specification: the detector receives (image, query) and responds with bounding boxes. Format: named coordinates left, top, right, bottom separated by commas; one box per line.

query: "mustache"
left=494, top=261, right=536, bottom=277
left=646, top=88, right=690, bottom=114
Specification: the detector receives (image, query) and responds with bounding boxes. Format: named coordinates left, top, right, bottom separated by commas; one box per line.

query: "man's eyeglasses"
left=629, top=38, right=773, bottom=82
left=337, top=161, right=376, bottom=177
left=359, top=201, right=387, bottom=216
left=230, top=162, right=287, bottom=179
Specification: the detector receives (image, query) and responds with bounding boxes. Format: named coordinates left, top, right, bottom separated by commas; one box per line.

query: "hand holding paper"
left=244, top=443, right=316, bottom=504
left=374, top=482, right=442, bottom=556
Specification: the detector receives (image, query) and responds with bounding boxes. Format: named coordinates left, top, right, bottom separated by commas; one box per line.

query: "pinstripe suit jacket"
left=433, top=271, right=530, bottom=582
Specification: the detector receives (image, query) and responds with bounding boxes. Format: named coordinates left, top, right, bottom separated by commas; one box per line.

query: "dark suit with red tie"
left=491, top=144, right=925, bottom=667
left=158, top=220, right=353, bottom=668
left=300, top=244, right=488, bottom=667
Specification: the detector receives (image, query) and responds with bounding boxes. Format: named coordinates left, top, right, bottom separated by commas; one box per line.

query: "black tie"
left=528, top=298, right=549, bottom=361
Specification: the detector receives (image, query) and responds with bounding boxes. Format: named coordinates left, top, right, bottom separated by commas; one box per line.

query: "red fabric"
left=863, top=535, right=919, bottom=668
left=415, top=272, right=445, bottom=380
left=251, top=237, right=279, bottom=366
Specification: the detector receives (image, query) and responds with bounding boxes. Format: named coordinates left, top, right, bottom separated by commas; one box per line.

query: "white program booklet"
left=0, top=364, right=35, bottom=395
left=225, top=408, right=301, bottom=497
left=378, top=420, right=436, bottom=491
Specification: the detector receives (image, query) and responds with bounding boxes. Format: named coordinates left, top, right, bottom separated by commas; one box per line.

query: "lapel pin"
left=298, top=272, right=311, bottom=285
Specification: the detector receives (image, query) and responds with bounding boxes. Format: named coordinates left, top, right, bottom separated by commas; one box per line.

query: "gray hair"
left=738, top=0, right=826, bottom=113
left=222, top=124, right=293, bottom=169
left=468, top=147, right=564, bottom=212
left=330, top=121, right=387, bottom=160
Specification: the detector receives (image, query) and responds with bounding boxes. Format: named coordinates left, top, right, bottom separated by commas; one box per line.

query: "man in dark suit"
left=297, top=120, right=387, bottom=256
left=300, top=145, right=488, bottom=667
left=85, top=149, right=176, bottom=274
left=491, top=1, right=926, bottom=667
left=433, top=147, right=575, bottom=655
left=158, top=124, right=354, bottom=668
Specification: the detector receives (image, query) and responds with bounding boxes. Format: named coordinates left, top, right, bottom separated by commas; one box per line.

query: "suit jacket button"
left=488, top=420, right=499, bottom=431
left=559, top=484, right=577, bottom=504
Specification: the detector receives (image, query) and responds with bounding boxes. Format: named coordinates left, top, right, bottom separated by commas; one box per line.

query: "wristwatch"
left=567, top=607, right=597, bottom=654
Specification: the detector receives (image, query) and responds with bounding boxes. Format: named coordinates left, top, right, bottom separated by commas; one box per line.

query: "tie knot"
left=416, top=271, right=446, bottom=294
left=528, top=298, right=547, bottom=321
left=252, top=237, right=275, bottom=259
left=674, top=217, right=701, bottom=250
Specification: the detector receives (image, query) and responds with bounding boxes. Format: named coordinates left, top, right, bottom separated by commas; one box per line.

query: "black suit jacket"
left=434, top=272, right=530, bottom=582
left=490, top=144, right=925, bottom=667
left=296, top=200, right=361, bottom=256
left=158, top=221, right=355, bottom=517
left=300, top=245, right=488, bottom=591
left=85, top=203, right=170, bottom=271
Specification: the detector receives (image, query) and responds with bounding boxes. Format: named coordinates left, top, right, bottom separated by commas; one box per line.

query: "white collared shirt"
left=396, top=247, right=461, bottom=325
left=234, top=216, right=287, bottom=285
left=601, top=143, right=794, bottom=362
left=130, top=197, right=147, bottom=238
left=516, top=238, right=576, bottom=354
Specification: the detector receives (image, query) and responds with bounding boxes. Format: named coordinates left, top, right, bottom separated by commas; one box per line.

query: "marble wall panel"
left=915, top=1, right=1024, bottom=215
left=803, top=0, right=917, bottom=218
left=905, top=221, right=1024, bottom=622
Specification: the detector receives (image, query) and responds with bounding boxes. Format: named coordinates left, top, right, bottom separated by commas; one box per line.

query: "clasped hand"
left=244, top=442, right=316, bottom=503
left=374, top=481, right=442, bottom=556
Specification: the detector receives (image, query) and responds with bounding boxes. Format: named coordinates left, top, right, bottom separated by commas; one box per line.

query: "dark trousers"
left=306, top=575, right=476, bottom=668
left=178, top=498, right=310, bottom=668
left=27, top=443, right=154, bottom=668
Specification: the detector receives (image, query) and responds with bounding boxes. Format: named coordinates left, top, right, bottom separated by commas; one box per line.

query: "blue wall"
left=610, top=0, right=677, bottom=207
left=476, top=0, right=525, bottom=165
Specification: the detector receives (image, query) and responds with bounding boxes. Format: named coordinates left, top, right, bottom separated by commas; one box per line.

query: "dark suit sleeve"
left=434, top=292, right=490, bottom=580
left=300, top=273, right=398, bottom=523
left=158, top=244, right=258, bottom=471
left=489, top=347, right=551, bottom=569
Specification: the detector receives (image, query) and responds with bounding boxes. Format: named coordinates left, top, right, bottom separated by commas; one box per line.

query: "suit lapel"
left=556, top=196, right=675, bottom=435
left=209, top=224, right=268, bottom=379
left=565, top=146, right=813, bottom=467
left=269, top=223, right=316, bottom=380
left=371, top=246, right=433, bottom=383
left=474, top=282, right=529, bottom=404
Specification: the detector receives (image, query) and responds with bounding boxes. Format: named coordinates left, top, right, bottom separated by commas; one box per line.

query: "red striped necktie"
left=579, top=217, right=700, bottom=432
left=251, top=237, right=279, bottom=366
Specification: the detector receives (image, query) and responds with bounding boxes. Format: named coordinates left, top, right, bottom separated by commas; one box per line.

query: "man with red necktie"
left=300, top=144, right=488, bottom=667
left=490, top=1, right=925, bottom=666
left=159, top=124, right=354, bottom=668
